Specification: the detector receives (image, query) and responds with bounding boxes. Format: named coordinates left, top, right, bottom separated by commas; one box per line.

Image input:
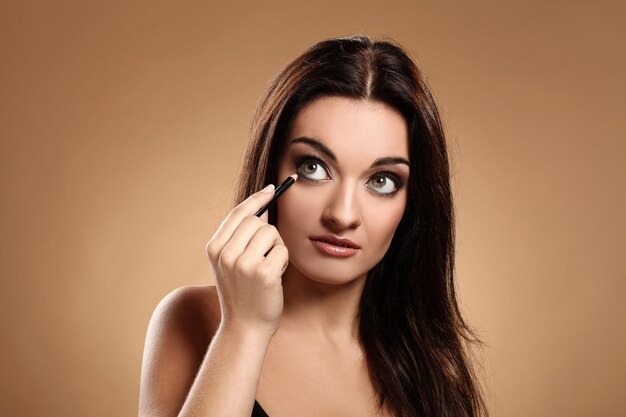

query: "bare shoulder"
left=154, top=285, right=221, bottom=336
left=139, top=285, right=222, bottom=417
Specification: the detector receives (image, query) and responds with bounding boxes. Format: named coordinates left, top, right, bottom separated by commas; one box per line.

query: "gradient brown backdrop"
left=1, top=1, right=625, bottom=416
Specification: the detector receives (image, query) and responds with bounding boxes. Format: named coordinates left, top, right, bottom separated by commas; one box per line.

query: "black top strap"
left=252, top=400, right=270, bottom=417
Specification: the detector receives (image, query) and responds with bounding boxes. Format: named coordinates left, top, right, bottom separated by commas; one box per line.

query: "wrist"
left=217, top=320, right=277, bottom=346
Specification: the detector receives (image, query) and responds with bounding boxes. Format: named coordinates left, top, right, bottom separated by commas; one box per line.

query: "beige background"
left=1, top=1, right=625, bottom=416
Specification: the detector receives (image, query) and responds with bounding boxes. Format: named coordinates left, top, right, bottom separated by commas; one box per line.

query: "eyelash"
left=293, top=153, right=405, bottom=197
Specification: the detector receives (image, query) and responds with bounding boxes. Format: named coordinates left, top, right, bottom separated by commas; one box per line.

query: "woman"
left=139, top=34, right=487, bottom=417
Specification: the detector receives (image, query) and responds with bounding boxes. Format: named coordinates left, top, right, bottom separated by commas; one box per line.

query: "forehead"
left=286, top=96, right=409, bottom=161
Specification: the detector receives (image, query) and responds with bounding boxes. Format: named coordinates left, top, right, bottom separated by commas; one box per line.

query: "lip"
left=309, top=234, right=361, bottom=249
left=309, top=235, right=361, bottom=257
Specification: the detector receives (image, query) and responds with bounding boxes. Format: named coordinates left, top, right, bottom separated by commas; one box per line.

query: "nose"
left=321, top=182, right=362, bottom=231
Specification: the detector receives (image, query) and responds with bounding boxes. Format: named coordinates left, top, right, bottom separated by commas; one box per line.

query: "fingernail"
left=261, top=184, right=275, bottom=193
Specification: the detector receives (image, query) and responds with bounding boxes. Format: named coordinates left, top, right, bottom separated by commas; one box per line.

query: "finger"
left=259, top=209, right=269, bottom=224
left=238, top=223, right=283, bottom=262
left=206, top=185, right=275, bottom=259
left=218, top=216, right=269, bottom=268
left=262, top=244, right=289, bottom=275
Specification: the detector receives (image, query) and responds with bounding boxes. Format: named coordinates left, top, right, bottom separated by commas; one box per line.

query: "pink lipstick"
left=309, top=235, right=360, bottom=257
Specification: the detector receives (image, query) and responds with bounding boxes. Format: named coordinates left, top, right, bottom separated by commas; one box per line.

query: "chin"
left=285, top=258, right=370, bottom=287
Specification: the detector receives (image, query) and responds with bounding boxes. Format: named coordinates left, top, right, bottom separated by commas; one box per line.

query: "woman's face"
left=276, top=96, right=409, bottom=285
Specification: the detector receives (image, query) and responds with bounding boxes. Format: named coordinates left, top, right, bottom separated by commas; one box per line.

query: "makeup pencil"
left=255, top=174, right=298, bottom=217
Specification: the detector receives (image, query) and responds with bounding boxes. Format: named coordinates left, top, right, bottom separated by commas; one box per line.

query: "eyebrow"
left=288, top=136, right=410, bottom=168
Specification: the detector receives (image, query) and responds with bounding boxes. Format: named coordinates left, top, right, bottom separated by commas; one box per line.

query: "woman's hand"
left=205, top=184, right=288, bottom=337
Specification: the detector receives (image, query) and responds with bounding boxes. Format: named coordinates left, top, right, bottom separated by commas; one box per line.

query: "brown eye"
left=296, top=157, right=330, bottom=181
left=302, top=161, right=318, bottom=175
left=366, top=174, right=398, bottom=195
left=372, top=176, right=387, bottom=188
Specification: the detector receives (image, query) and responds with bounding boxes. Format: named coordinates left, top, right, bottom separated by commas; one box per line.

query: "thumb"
left=254, top=184, right=276, bottom=222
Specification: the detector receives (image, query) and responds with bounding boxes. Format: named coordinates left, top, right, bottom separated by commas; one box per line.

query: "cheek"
left=275, top=185, right=317, bottom=236
left=363, top=197, right=406, bottom=248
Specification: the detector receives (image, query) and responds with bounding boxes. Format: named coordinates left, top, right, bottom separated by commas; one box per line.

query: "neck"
left=279, top=263, right=366, bottom=345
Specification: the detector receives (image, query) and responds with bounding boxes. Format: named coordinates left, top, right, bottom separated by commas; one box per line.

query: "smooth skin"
left=139, top=96, right=408, bottom=417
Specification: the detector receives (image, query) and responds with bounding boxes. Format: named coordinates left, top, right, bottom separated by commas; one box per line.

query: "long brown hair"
left=234, top=34, right=487, bottom=417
